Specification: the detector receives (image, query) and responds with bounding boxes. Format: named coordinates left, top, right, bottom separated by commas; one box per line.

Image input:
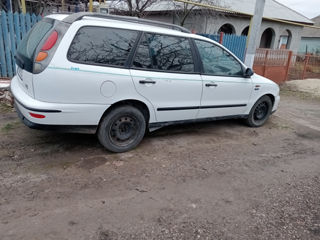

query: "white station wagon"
left=11, top=12, right=280, bottom=152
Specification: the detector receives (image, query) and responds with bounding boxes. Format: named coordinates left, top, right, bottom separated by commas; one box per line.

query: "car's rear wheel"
left=97, top=105, right=146, bottom=153
left=245, top=95, right=273, bottom=127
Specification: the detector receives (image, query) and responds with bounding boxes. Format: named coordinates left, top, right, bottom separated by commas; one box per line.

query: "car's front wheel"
left=97, top=105, right=146, bottom=153
left=245, top=95, right=273, bottom=127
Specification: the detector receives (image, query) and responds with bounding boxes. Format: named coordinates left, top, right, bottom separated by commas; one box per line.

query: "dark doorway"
left=218, top=24, right=235, bottom=34
left=241, top=26, right=249, bottom=36
left=259, top=28, right=275, bottom=48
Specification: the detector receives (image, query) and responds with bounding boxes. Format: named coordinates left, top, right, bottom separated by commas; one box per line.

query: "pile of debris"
left=0, top=79, right=13, bottom=106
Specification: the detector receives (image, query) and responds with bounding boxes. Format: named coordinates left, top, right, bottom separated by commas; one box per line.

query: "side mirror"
left=244, top=68, right=254, bottom=78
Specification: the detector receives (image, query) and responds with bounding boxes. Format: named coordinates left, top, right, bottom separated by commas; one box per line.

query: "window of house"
left=67, top=26, right=138, bottom=67
left=195, top=40, right=243, bottom=76
left=133, top=33, right=194, bottom=73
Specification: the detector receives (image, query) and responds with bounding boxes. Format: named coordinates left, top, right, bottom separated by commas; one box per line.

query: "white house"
left=108, top=0, right=313, bottom=53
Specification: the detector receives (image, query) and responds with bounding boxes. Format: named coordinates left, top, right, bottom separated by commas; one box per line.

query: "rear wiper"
left=14, top=54, right=25, bottom=69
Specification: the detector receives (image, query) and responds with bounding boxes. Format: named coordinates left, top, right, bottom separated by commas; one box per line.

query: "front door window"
left=195, top=40, right=243, bottom=76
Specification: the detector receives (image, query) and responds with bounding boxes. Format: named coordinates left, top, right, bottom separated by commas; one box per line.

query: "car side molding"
left=148, top=114, right=248, bottom=131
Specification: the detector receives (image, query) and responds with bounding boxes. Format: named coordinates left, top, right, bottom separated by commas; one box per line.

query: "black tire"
left=245, top=95, right=273, bottom=127
left=97, top=105, right=146, bottom=153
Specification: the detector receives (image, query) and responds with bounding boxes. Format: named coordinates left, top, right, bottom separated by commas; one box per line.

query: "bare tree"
left=0, top=0, right=7, bottom=11
left=35, top=0, right=62, bottom=15
left=108, top=0, right=227, bottom=29
left=109, top=0, right=159, bottom=18
left=172, top=0, right=224, bottom=26
left=0, top=0, right=22, bottom=12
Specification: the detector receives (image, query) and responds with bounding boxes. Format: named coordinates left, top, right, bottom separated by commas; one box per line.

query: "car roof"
left=46, top=13, right=246, bottom=67
left=46, top=13, right=215, bottom=43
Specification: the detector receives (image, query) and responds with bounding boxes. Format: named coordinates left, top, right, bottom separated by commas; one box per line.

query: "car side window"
left=67, top=26, right=138, bottom=67
left=133, top=33, right=195, bottom=73
left=194, top=40, right=243, bottom=76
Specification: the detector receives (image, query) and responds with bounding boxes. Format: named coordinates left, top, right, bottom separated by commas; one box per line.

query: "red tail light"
left=29, top=112, right=46, bottom=119
left=36, top=31, right=58, bottom=63
left=41, top=31, right=58, bottom=51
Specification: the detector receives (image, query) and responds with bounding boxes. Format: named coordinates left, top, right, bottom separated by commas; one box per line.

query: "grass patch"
left=274, top=122, right=294, bottom=130
left=1, top=121, right=21, bottom=133
left=0, top=102, right=14, bottom=113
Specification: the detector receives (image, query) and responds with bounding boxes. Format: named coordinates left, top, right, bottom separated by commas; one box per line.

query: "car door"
left=194, top=39, right=253, bottom=119
left=130, top=33, right=202, bottom=122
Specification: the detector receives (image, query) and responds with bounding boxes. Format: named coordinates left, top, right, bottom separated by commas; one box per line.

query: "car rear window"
left=67, top=26, right=138, bottom=67
left=18, top=21, right=52, bottom=59
left=16, top=19, right=54, bottom=72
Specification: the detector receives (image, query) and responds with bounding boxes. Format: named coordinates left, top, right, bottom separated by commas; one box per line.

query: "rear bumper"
left=10, top=76, right=109, bottom=132
left=15, top=103, right=97, bottom=133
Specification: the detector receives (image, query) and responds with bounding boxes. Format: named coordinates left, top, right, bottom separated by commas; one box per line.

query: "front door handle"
left=139, top=80, right=156, bottom=84
left=205, top=83, right=218, bottom=87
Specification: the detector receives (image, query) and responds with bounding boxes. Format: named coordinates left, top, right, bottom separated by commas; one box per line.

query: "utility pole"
left=21, top=0, right=26, bottom=13
left=244, top=0, right=266, bottom=68
left=89, top=0, right=93, bottom=12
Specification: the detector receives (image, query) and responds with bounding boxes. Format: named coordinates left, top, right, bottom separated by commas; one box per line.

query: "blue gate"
left=0, top=10, right=42, bottom=78
left=200, top=33, right=247, bottom=61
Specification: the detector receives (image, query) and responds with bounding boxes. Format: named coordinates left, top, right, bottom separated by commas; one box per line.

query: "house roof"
left=302, top=15, right=320, bottom=37
left=221, top=0, right=313, bottom=24
left=108, top=0, right=313, bottom=25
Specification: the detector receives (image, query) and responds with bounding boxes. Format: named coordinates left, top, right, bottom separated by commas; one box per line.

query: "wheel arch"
left=265, top=93, right=275, bottom=107
left=246, top=92, right=277, bottom=115
left=99, top=99, right=152, bottom=126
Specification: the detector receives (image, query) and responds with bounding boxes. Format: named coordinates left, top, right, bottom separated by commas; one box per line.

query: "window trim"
left=192, top=38, right=246, bottom=78
left=125, top=31, right=143, bottom=68
left=66, top=25, right=140, bottom=69
left=129, top=31, right=201, bottom=75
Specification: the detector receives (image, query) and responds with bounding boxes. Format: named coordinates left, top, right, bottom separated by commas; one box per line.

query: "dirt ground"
left=0, top=89, right=320, bottom=240
left=284, top=79, right=320, bottom=98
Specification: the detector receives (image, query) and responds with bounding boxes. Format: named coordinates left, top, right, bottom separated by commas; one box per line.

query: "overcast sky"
left=275, top=0, right=319, bottom=19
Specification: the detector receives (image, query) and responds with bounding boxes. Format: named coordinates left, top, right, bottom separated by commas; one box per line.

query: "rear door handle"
left=205, top=83, right=218, bottom=87
left=139, top=80, right=156, bottom=84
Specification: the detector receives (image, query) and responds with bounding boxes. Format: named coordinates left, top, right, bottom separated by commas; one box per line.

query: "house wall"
left=301, top=15, right=320, bottom=38
left=299, top=15, right=320, bottom=54
left=299, top=37, right=320, bottom=54
left=146, top=13, right=304, bottom=53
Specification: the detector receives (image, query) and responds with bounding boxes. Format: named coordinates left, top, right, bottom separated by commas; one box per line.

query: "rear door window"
left=67, top=26, right=138, bottom=67
left=133, top=33, right=195, bottom=73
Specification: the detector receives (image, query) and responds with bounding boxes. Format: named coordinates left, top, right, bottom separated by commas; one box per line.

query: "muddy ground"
left=0, top=90, right=319, bottom=240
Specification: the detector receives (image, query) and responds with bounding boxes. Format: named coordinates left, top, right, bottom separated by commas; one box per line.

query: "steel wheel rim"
left=108, top=115, right=139, bottom=147
left=254, top=102, right=268, bottom=121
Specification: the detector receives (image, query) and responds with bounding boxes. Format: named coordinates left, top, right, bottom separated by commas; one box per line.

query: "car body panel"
left=11, top=76, right=109, bottom=126
left=199, top=75, right=253, bottom=118
left=11, top=14, right=280, bottom=133
left=16, top=67, right=34, bottom=98
left=130, top=69, right=202, bottom=122
left=249, top=74, right=280, bottom=113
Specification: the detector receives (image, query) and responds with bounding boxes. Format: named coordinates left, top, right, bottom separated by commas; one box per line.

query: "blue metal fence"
left=0, top=11, right=42, bottom=78
left=200, top=33, right=247, bottom=61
